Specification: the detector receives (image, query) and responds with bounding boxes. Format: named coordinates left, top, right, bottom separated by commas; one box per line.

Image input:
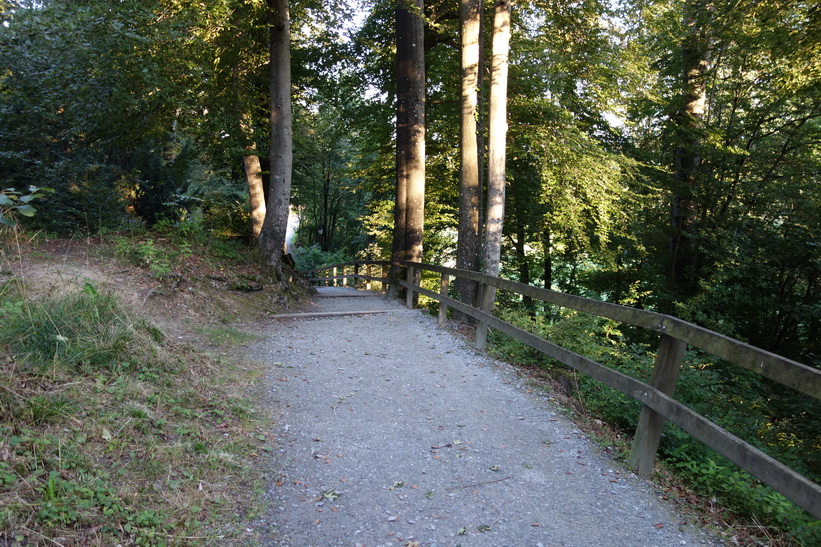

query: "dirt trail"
left=248, top=287, right=711, bottom=546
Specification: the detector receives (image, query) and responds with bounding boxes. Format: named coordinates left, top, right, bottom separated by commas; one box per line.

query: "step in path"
left=247, top=287, right=713, bottom=546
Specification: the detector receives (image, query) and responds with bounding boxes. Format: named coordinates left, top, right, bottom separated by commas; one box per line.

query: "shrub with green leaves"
left=0, top=186, right=52, bottom=227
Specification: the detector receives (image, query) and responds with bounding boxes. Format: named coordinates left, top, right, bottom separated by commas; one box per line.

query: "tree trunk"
left=231, top=54, right=266, bottom=241
left=542, top=225, right=552, bottom=291
left=243, top=154, right=266, bottom=240
left=456, top=0, right=482, bottom=311
left=391, top=0, right=426, bottom=297
left=258, top=0, right=293, bottom=272
left=670, top=0, right=711, bottom=301
left=479, top=0, right=511, bottom=313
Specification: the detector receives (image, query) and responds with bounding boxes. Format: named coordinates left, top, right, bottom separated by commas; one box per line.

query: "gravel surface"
left=248, top=287, right=711, bottom=546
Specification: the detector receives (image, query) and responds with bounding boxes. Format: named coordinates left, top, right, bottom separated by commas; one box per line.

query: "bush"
left=25, top=158, right=131, bottom=235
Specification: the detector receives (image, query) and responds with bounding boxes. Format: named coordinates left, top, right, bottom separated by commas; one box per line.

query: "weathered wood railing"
left=396, top=260, right=821, bottom=520
left=305, top=259, right=821, bottom=519
left=306, top=261, right=390, bottom=291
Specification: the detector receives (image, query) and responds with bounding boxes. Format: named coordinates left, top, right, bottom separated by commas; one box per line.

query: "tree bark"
left=231, top=54, right=266, bottom=240
left=456, top=0, right=482, bottom=311
left=670, top=0, right=711, bottom=300
left=259, top=0, right=293, bottom=272
left=243, top=153, right=266, bottom=239
left=391, top=0, right=426, bottom=296
left=479, top=0, right=511, bottom=311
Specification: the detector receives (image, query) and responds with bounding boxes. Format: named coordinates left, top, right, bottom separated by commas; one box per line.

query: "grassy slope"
left=0, top=234, right=311, bottom=546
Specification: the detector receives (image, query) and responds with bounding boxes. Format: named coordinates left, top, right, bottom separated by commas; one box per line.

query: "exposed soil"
left=0, top=237, right=310, bottom=344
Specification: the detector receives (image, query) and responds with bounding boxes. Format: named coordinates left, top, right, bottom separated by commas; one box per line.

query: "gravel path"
left=248, top=287, right=711, bottom=546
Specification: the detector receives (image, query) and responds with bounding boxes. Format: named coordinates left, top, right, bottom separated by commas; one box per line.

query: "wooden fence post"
left=354, top=263, right=360, bottom=289
left=332, top=266, right=338, bottom=287
left=628, top=333, right=687, bottom=477
left=366, top=264, right=372, bottom=291
left=406, top=265, right=416, bottom=308
left=438, top=273, right=450, bottom=327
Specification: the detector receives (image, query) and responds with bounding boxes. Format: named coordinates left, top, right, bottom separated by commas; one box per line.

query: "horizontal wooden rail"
left=403, top=262, right=820, bottom=401
left=398, top=260, right=821, bottom=519
left=302, top=261, right=390, bottom=291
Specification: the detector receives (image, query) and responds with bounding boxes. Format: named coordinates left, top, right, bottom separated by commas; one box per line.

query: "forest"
left=1, top=0, right=819, bottom=543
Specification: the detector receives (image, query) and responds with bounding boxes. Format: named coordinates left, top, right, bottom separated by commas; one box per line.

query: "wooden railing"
left=306, top=259, right=821, bottom=519
left=305, top=261, right=391, bottom=290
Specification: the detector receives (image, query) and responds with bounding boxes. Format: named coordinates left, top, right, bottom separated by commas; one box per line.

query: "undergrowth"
left=0, top=247, right=274, bottom=545
left=485, top=305, right=821, bottom=546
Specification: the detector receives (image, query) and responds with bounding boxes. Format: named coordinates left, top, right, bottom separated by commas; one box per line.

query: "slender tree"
left=392, top=0, right=426, bottom=270
left=669, top=0, right=711, bottom=300
left=474, top=0, right=511, bottom=347
left=456, top=0, right=482, bottom=309
left=259, top=0, right=294, bottom=271
left=480, top=0, right=511, bottom=286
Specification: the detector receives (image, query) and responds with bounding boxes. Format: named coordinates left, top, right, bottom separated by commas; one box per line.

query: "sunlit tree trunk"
left=456, top=0, right=482, bottom=311
left=231, top=50, right=267, bottom=241
left=670, top=0, right=711, bottom=300
left=479, top=0, right=511, bottom=309
left=243, top=153, right=266, bottom=240
left=259, top=0, right=293, bottom=272
left=391, top=0, right=425, bottom=295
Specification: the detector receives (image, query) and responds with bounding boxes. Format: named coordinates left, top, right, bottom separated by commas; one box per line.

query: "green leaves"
left=0, top=186, right=52, bottom=226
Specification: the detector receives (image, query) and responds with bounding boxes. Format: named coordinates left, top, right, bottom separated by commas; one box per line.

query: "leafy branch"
left=0, top=186, right=53, bottom=227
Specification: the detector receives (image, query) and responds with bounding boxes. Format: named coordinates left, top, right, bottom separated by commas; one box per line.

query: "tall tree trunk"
left=456, top=0, right=482, bottom=311
left=479, top=0, right=511, bottom=311
left=231, top=56, right=266, bottom=241
left=670, top=0, right=711, bottom=301
left=391, top=0, right=426, bottom=296
left=542, top=224, right=552, bottom=291
left=243, top=154, right=266, bottom=239
left=259, top=0, right=293, bottom=272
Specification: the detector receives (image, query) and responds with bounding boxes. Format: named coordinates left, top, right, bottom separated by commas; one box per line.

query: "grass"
left=0, top=243, right=279, bottom=545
